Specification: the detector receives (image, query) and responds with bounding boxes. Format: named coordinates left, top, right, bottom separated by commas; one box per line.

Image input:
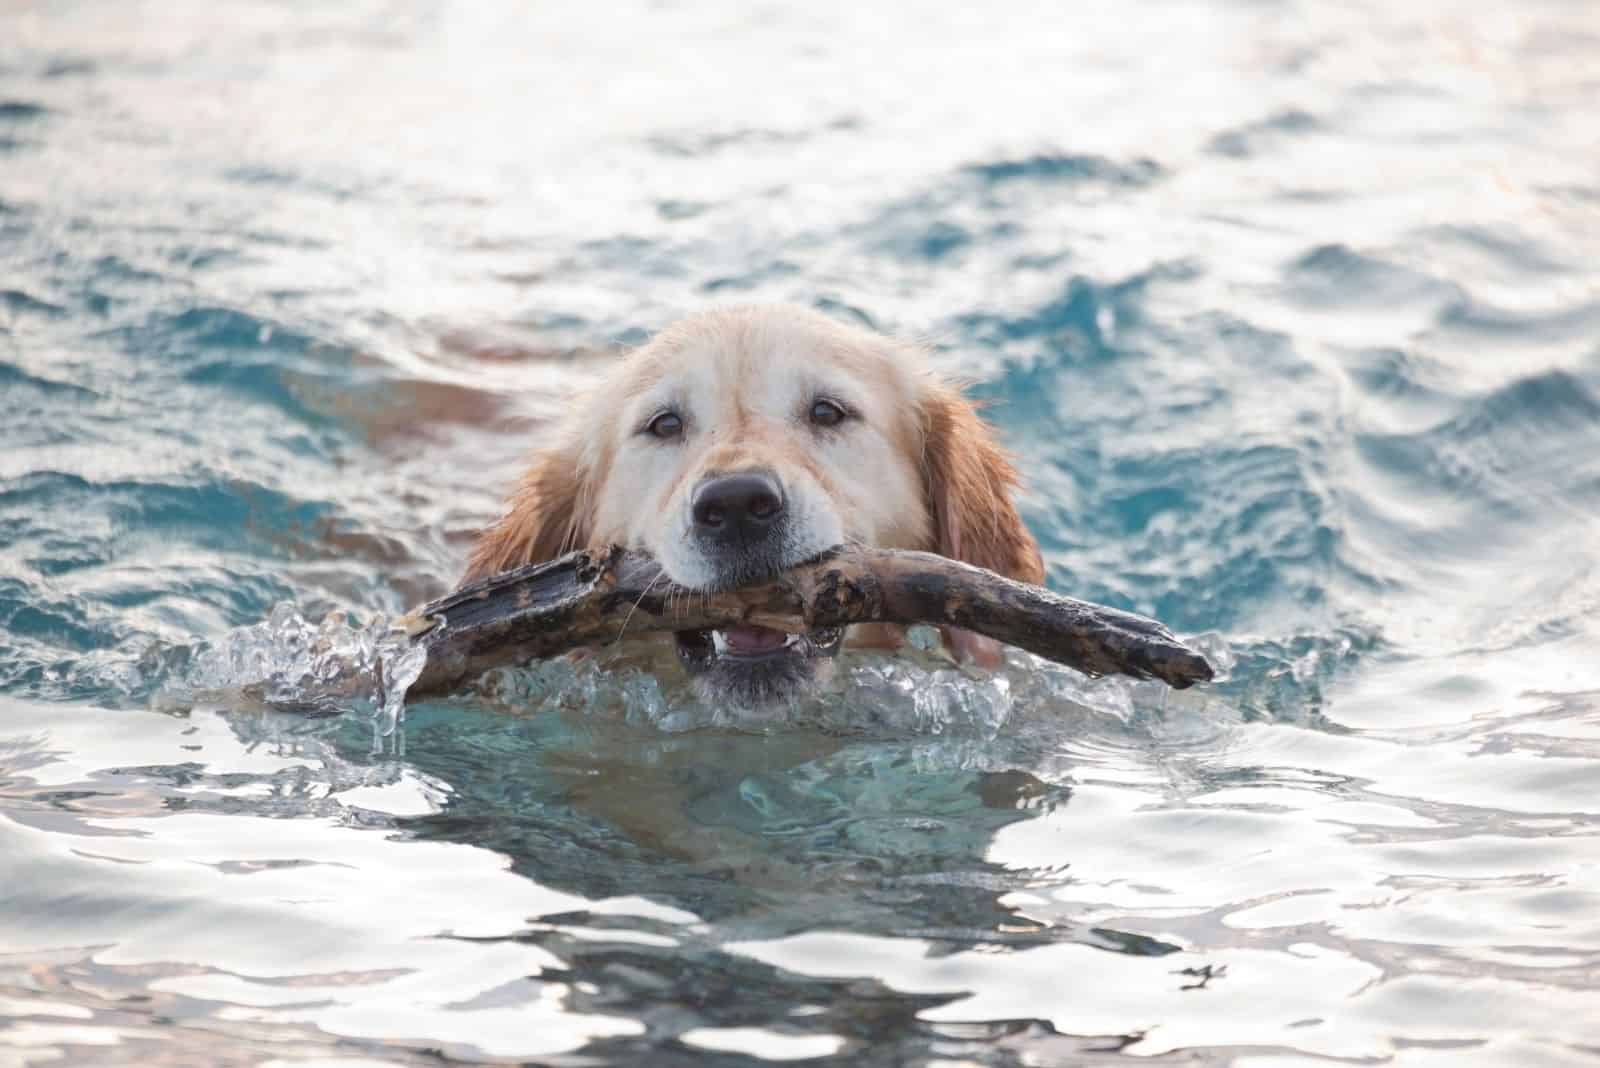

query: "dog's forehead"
left=621, top=311, right=909, bottom=411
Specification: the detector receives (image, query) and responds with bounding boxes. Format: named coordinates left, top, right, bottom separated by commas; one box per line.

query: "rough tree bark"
left=399, top=547, right=1215, bottom=700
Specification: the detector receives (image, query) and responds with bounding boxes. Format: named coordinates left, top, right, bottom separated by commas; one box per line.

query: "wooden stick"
left=399, top=547, right=1214, bottom=700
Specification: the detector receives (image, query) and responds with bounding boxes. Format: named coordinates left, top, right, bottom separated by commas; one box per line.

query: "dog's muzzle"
left=689, top=469, right=795, bottom=590
left=674, top=468, right=844, bottom=702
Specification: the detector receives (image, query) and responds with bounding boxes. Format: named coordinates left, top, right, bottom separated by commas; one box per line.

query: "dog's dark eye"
left=645, top=410, right=683, bottom=439
left=809, top=399, right=848, bottom=428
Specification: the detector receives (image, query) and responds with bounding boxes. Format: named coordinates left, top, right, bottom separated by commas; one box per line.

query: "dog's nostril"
left=747, top=488, right=780, bottom=519
left=692, top=472, right=786, bottom=533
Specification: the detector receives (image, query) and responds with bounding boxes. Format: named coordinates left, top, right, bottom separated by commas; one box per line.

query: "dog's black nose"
left=692, top=471, right=785, bottom=539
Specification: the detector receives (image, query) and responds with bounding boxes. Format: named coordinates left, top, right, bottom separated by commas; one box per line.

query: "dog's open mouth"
left=674, top=623, right=845, bottom=704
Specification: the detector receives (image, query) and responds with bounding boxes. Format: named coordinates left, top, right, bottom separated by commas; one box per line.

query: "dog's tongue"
left=722, top=625, right=788, bottom=654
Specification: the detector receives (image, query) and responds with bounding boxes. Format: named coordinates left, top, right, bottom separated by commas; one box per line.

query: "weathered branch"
left=399, top=547, right=1214, bottom=700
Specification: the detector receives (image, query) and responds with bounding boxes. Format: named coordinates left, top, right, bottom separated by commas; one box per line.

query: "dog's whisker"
left=615, top=570, right=667, bottom=643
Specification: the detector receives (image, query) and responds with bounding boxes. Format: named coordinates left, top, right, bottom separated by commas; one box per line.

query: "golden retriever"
left=465, top=304, right=1042, bottom=704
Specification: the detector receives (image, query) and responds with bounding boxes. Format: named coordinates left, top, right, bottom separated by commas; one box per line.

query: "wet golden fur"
left=465, top=304, right=1042, bottom=665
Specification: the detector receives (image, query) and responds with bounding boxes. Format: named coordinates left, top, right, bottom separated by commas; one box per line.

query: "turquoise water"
left=4, top=1, right=1600, bottom=1064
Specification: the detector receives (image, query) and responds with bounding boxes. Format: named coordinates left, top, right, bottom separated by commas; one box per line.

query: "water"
left=3, top=1, right=1599, bottom=1063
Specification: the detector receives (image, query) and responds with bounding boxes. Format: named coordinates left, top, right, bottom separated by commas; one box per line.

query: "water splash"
left=153, top=604, right=1233, bottom=742
left=159, top=602, right=424, bottom=735
left=446, top=628, right=1235, bottom=740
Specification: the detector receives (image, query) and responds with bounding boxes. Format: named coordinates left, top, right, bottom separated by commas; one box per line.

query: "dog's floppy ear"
left=920, top=382, right=1044, bottom=665
left=464, top=447, right=591, bottom=582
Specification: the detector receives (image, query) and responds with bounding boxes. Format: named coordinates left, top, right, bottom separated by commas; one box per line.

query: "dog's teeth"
left=711, top=630, right=729, bottom=654
left=781, top=632, right=801, bottom=648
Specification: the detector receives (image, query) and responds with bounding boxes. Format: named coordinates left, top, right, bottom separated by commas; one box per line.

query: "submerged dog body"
left=466, top=305, right=1042, bottom=703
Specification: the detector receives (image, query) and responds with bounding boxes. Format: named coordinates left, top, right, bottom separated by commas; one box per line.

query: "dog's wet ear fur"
left=920, top=382, right=1044, bottom=666
left=464, top=448, right=590, bottom=582
left=920, top=383, right=1044, bottom=583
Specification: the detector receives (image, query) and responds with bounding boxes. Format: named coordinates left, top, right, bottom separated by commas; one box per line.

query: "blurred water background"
left=2, top=1, right=1599, bottom=1064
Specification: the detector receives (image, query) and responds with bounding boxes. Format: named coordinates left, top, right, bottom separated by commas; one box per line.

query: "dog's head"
left=466, top=305, right=1042, bottom=704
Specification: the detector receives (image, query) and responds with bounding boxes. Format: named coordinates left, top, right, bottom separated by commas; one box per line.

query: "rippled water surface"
left=4, top=2, right=1600, bottom=1064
